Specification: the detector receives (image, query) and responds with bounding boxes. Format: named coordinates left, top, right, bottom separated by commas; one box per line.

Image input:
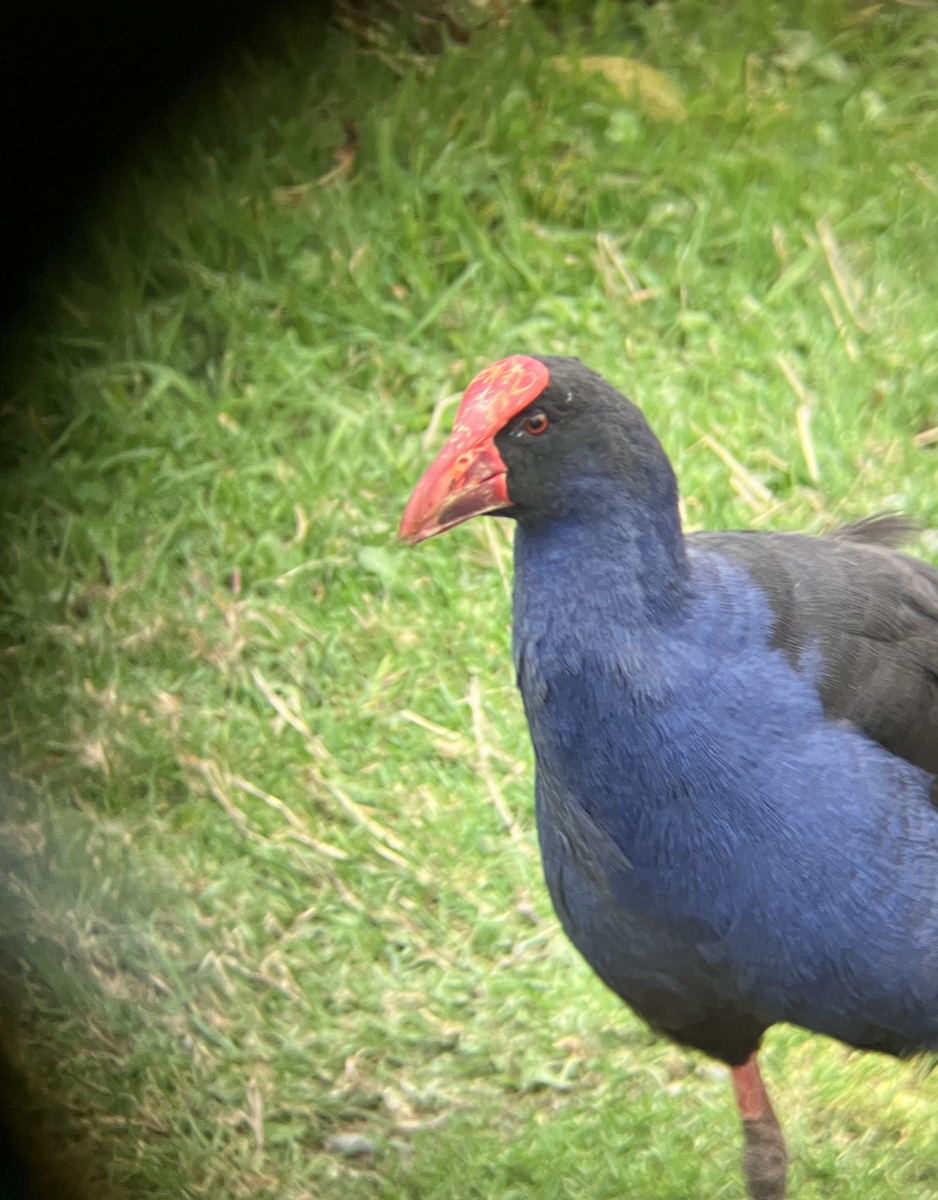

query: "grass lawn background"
left=2, top=0, right=938, bottom=1195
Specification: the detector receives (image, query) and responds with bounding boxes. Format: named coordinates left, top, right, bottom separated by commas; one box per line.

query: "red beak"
left=399, top=356, right=550, bottom=544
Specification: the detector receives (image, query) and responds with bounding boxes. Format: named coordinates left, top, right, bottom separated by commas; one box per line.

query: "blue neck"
left=513, top=477, right=690, bottom=637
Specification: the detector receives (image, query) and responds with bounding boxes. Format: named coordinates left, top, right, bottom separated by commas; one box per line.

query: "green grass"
left=2, top=0, right=938, bottom=1196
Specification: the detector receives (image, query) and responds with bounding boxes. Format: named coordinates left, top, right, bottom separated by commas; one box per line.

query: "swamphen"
left=400, top=354, right=938, bottom=1200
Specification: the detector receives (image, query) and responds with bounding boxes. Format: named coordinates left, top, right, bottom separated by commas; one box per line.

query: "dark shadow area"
left=1, top=0, right=334, bottom=336
left=1, top=4, right=337, bottom=1193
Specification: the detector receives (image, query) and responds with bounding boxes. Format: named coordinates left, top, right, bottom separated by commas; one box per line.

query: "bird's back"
left=692, top=519, right=938, bottom=776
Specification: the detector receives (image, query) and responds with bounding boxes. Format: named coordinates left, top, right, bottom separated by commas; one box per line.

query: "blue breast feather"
left=513, top=524, right=938, bottom=1053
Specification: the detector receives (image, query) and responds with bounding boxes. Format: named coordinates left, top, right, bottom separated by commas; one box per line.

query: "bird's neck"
left=512, top=480, right=690, bottom=637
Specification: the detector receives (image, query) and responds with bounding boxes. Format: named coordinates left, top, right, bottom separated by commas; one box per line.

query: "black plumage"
left=697, top=518, right=938, bottom=778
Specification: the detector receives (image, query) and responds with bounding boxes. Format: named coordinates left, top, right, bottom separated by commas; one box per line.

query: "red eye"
left=523, top=412, right=549, bottom=436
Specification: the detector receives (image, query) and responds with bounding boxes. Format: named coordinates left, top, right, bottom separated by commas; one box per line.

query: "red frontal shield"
left=399, top=356, right=550, bottom=543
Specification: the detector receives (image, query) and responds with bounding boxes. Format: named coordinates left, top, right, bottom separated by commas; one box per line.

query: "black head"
left=400, top=353, right=681, bottom=547
left=492, top=355, right=680, bottom=531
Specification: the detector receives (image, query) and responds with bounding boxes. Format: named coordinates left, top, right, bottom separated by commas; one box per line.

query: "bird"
left=399, top=353, right=938, bottom=1200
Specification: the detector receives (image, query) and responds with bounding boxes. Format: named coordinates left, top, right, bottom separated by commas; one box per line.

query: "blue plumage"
left=400, top=352, right=938, bottom=1197
left=515, top=505, right=938, bottom=1062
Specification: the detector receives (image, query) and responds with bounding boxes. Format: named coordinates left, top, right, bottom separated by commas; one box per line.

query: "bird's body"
left=400, top=353, right=938, bottom=1198
left=519, top=520, right=938, bottom=1065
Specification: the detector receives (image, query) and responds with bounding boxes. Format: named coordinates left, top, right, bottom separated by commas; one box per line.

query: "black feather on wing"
left=691, top=516, right=938, bottom=777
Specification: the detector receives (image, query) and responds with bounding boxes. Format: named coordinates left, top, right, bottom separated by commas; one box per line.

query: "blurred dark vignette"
left=1, top=3, right=325, bottom=1192
left=0, top=6, right=494, bottom=1189
left=1, top=0, right=314, bottom=338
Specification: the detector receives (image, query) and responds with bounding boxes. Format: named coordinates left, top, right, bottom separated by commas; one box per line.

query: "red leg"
left=731, top=1054, right=787, bottom=1200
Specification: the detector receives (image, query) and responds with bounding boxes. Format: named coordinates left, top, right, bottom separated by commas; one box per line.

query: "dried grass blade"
left=468, top=676, right=523, bottom=845
left=422, top=390, right=461, bottom=449
left=245, top=1080, right=265, bottom=1150
left=397, top=709, right=522, bottom=770
left=796, top=405, right=821, bottom=484
left=373, top=842, right=411, bottom=869
left=251, top=668, right=311, bottom=736
left=221, top=955, right=299, bottom=1002
left=816, top=217, right=873, bottom=333
left=698, top=433, right=773, bottom=505
left=818, top=283, right=860, bottom=361
left=628, top=287, right=663, bottom=305
left=481, top=518, right=511, bottom=600
left=596, top=232, right=640, bottom=295
left=307, top=765, right=410, bottom=855
left=229, top=774, right=348, bottom=860
left=283, top=829, right=349, bottom=861
left=397, top=709, right=464, bottom=740
left=183, top=755, right=252, bottom=834
left=776, top=355, right=821, bottom=483
left=909, top=161, right=938, bottom=197
left=775, top=353, right=810, bottom=405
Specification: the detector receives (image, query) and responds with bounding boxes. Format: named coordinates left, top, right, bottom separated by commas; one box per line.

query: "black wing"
left=691, top=516, right=938, bottom=776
